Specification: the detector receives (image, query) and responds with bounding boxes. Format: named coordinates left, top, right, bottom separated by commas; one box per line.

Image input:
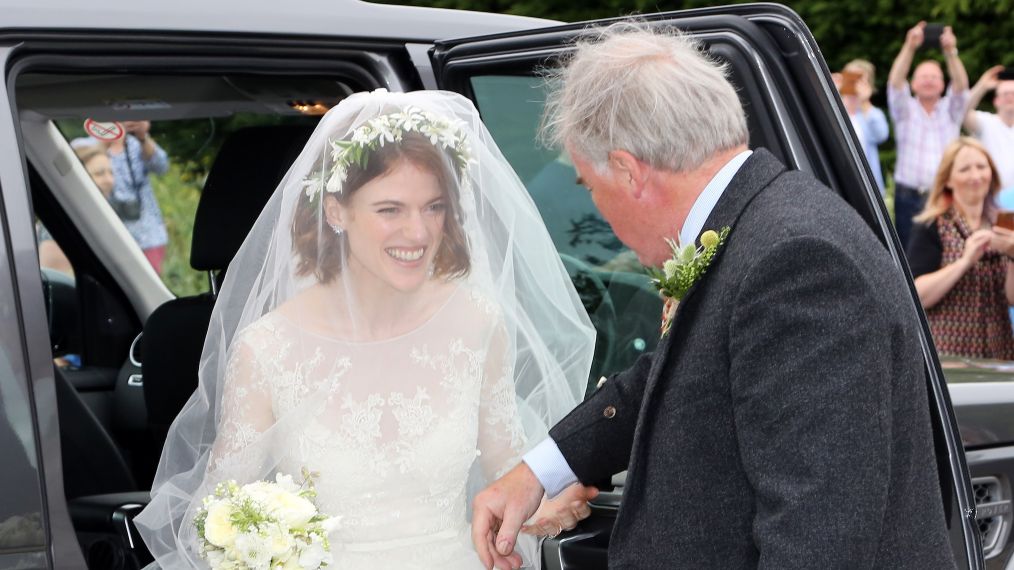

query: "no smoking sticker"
left=83, top=119, right=124, bottom=142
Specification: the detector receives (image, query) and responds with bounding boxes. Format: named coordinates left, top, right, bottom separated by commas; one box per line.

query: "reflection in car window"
left=471, top=75, right=661, bottom=387
left=0, top=236, right=46, bottom=551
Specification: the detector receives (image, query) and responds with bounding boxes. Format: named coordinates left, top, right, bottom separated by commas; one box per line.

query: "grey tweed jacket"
left=550, top=149, right=956, bottom=569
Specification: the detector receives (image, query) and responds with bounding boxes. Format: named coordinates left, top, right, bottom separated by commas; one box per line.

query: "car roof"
left=1, top=0, right=557, bottom=42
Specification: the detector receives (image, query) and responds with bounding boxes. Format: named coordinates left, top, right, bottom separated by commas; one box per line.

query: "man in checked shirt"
left=887, top=21, right=969, bottom=249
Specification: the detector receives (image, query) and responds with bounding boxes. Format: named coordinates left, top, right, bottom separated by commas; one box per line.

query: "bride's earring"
left=329, top=222, right=343, bottom=236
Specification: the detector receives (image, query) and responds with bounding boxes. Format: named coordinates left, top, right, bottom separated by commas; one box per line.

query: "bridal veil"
left=134, top=89, right=595, bottom=567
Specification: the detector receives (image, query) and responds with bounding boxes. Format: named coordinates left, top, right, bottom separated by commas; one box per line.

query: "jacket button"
left=603, top=405, right=616, bottom=419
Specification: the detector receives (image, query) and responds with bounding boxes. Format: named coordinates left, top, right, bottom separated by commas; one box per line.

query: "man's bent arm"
left=888, top=37, right=917, bottom=90
left=547, top=351, right=654, bottom=486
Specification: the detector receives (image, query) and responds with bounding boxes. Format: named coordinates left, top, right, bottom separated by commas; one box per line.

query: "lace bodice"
left=211, top=285, right=528, bottom=568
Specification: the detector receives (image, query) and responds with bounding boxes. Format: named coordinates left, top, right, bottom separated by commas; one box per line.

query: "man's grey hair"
left=541, top=22, right=748, bottom=173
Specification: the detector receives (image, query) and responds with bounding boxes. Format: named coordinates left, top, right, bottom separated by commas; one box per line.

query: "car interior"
left=9, top=13, right=986, bottom=566
left=21, top=70, right=365, bottom=567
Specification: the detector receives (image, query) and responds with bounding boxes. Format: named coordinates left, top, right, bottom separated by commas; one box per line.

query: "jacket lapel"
left=638, top=149, right=787, bottom=412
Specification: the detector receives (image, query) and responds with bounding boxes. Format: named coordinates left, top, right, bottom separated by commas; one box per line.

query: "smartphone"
left=839, top=70, right=862, bottom=96
left=922, top=23, right=944, bottom=50
left=996, top=211, right=1014, bottom=231
left=998, top=67, right=1014, bottom=81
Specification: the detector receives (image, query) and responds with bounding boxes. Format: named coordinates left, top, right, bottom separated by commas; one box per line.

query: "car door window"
left=472, top=74, right=660, bottom=387
left=53, top=111, right=319, bottom=297
left=0, top=229, right=46, bottom=554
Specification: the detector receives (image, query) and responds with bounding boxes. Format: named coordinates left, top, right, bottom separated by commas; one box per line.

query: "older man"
left=887, top=21, right=968, bottom=248
left=965, top=65, right=1014, bottom=190
left=471, top=23, right=955, bottom=570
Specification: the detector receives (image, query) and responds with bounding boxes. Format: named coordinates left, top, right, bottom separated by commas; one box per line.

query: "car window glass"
left=0, top=227, right=46, bottom=552
left=35, top=225, right=82, bottom=369
left=471, top=75, right=660, bottom=390
left=54, top=113, right=319, bottom=297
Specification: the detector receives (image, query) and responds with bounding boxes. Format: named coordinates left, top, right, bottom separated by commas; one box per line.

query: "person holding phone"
left=836, top=59, right=890, bottom=194
left=964, top=65, right=1014, bottom=192
left=78, top=120, right=171, bottom=274
left=907, top=137, right=1014, bottom=359
left=888, top=21, right=969, bottom=249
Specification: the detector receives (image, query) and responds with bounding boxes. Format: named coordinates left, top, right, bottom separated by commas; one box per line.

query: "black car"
left=0, top=1, right=1004, bottom=568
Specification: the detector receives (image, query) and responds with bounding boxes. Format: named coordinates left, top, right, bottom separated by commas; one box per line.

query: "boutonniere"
left=648, top=226, right=731, bottom=337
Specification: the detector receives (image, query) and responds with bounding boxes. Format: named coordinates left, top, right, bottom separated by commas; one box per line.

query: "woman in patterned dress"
left=907, top=137, right=1014, bottom=359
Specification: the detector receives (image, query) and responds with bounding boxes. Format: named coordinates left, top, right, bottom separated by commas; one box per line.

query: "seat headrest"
left=190, top=125, right=315, bottom=271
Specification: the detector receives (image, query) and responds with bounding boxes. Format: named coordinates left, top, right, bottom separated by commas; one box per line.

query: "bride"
left=134, top=89, right=598, bottom=569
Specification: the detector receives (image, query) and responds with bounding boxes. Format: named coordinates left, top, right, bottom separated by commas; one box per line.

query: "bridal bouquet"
left=194, top=469, right=339, bottom=569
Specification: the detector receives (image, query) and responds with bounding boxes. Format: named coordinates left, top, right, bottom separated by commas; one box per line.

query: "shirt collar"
left=678, top=150, right=753, bottom=247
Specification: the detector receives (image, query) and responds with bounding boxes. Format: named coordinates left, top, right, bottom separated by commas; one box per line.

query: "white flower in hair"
left=303, top=106, right=473, bottom=202
left=325, top=162, right=346, bottom=194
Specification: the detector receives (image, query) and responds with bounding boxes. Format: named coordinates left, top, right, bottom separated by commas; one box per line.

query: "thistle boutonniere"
left=648, top=226, right=731, bottom=337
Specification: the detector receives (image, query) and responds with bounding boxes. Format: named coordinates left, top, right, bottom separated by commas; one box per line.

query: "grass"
left=150, top=165, right=207, bottom=297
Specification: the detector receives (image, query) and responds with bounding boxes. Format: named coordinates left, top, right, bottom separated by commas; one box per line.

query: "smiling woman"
left=135, top=89, right=596, bottom=569
left=908, top=137, right=1014, bottom=359
left=292, top=130, right=469, bottom=290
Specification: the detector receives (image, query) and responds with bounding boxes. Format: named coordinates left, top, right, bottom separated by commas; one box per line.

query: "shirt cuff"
left=523, top=437, right=579, bottom=499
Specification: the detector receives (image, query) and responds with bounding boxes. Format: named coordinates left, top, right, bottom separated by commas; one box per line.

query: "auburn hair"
left=291, top=132, right=470, bottom=283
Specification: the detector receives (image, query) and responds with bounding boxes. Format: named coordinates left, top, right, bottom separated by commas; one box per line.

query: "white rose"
left=241, top=481, right=274, bottom=503
left=264, top=524, right=294, bottom=558
left=242, top=482, right=316, bottom=528
left=274, top=491, right=317, bottom=528
left=203, top=502, right=237, bottom=548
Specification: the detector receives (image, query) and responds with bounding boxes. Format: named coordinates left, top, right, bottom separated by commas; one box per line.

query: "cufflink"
left=596, top=376, right=608, bottom=389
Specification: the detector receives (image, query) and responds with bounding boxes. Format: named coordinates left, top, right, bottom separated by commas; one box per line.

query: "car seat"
left=140, top=124, right=314, bottom=456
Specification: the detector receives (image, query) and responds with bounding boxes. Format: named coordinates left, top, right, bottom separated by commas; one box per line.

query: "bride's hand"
left=520, top=483, right=599, bottom=537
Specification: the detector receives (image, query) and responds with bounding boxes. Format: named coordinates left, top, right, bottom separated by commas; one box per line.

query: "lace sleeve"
left=208, top=333, right=275, bottom=472
left=477, top=323, right=528, bottom=481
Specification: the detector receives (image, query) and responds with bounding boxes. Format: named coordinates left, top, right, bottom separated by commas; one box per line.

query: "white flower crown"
left=303, top=106, right=474, bottom=201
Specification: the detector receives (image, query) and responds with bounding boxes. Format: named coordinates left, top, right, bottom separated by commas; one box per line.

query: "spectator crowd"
left=38, top=22, right=1014, bottom=364
left=836, top=21, right=1014, bottom=361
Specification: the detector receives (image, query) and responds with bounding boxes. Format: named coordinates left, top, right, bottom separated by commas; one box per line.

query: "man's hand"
left=472, top=462, right=545, bottom=570
left=890, top=21, right=926, bottom=89
left=521, top=483, right=599, bottom=538
left=977, top=65, right=1005, bottom=93
left=940, top=25, right=957, bottom=54
left=905, top=21, right=926, bottom=51
left=122, top=120, right=151, bottom=141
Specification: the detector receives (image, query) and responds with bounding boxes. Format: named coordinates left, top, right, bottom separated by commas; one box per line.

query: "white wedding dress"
left=135, top=90, right=593, bottom=569
left=213, top=285, right=530, bottom=569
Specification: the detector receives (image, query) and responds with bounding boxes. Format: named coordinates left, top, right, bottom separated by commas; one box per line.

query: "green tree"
left=379, top=0, right=1014, bottom=111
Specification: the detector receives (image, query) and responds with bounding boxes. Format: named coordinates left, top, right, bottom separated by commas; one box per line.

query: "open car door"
left=432, top=5, right=984, bottom=569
